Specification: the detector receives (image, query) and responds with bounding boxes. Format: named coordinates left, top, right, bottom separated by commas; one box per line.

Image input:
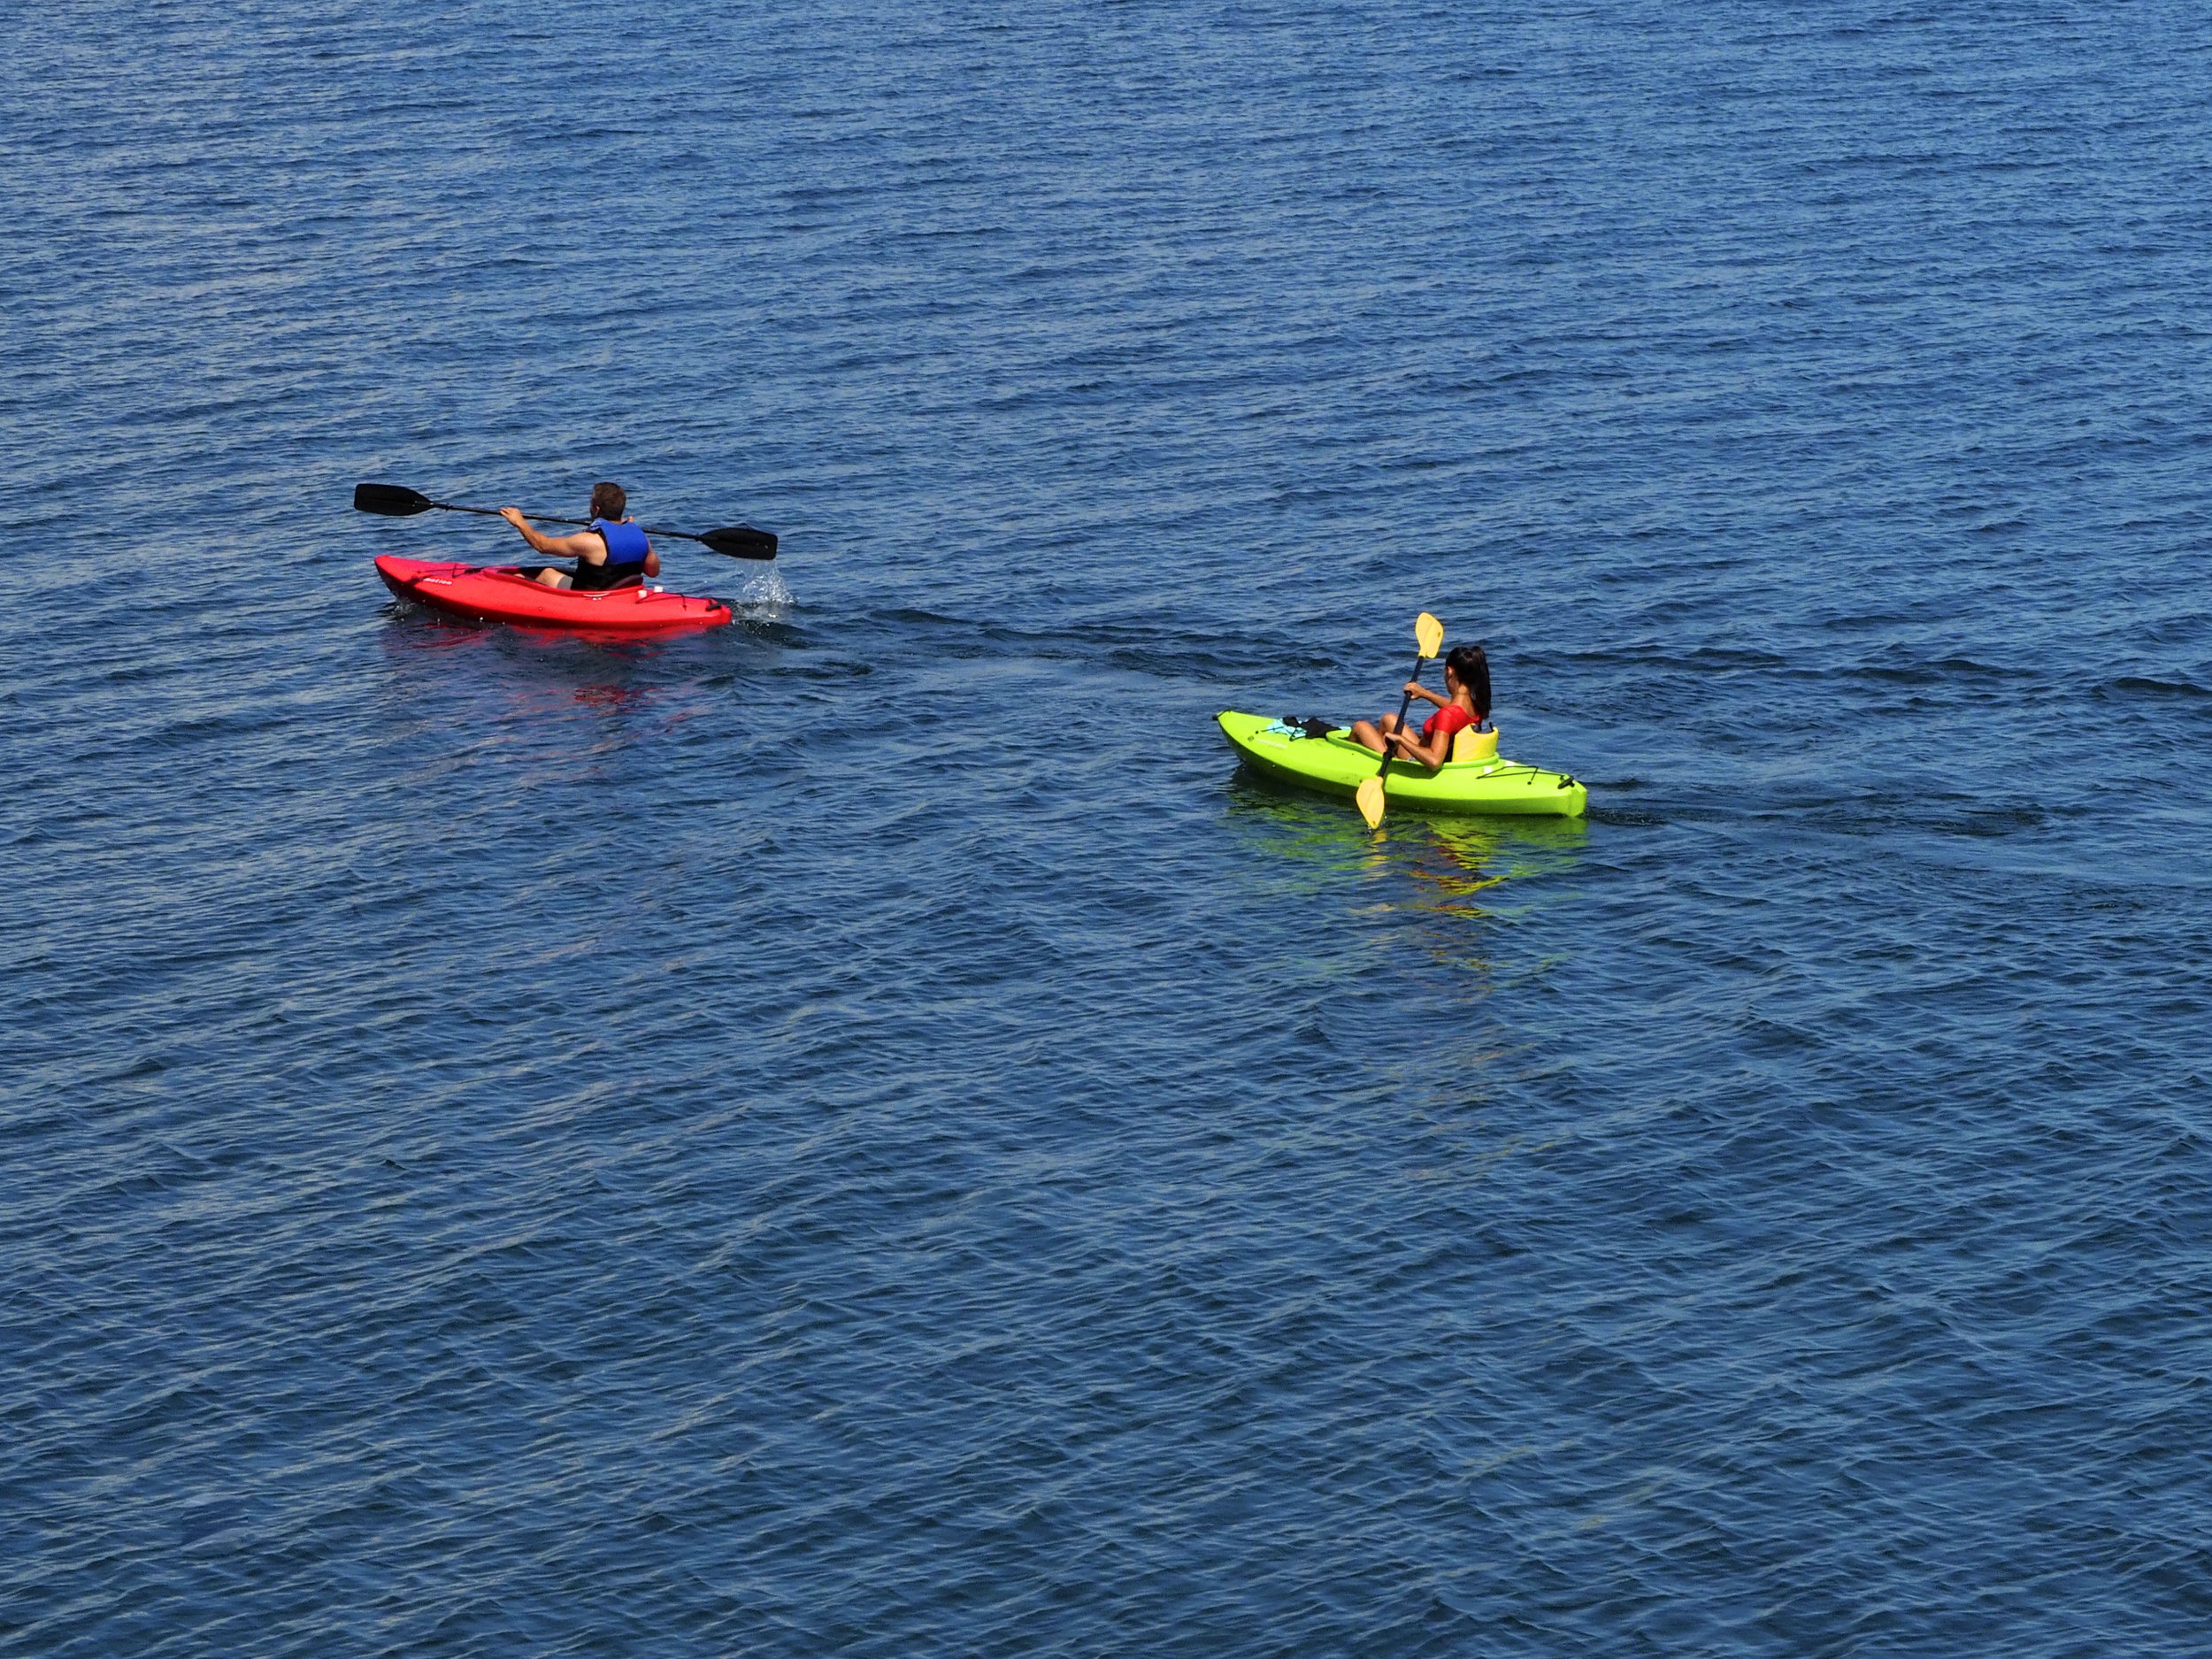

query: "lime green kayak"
left=1217, top=710, right=1587, bottom=818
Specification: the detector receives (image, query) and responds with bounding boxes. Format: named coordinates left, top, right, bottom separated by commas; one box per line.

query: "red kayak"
left=375, top=557, right=732, bottom=634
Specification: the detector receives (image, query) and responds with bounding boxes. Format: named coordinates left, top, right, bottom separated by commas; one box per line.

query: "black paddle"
left=353, top=482, right=777, bottom=560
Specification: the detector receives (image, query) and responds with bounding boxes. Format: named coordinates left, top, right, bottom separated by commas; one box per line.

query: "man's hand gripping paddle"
left=1356, top=611, right=1445, bottom=830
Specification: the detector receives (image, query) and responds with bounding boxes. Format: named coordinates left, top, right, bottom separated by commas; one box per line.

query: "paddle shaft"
left=1375, top=656, right=1427, bottom=775
left=419, top=496, right=715, bottom=549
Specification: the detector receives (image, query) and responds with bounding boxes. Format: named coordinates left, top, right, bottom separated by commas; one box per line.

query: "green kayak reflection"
left=1225, top=782, right=1586, bottom=919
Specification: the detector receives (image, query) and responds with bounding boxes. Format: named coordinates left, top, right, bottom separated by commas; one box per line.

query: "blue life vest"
left=592, top=518, right=650, bottom=563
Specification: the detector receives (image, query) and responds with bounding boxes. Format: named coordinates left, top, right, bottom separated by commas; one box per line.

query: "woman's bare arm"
left=1382, top=724, right=1453, bottom=772
left=1402, top=680, right=1448, bottom=710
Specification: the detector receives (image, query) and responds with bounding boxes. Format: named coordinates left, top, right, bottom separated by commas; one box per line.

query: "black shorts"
left=572, top=559, right=647, bottom=592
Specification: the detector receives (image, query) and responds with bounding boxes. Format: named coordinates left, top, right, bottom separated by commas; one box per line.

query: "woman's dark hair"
left=1446, top=644, right=1491, bottom=720
left=590, top=480, right=627, bottom=521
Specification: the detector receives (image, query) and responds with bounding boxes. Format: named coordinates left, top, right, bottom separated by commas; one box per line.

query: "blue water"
left=9, top=3, right=2212, bottom=1651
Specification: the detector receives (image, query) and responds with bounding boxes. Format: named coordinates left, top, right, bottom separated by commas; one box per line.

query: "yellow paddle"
left=1356, top=611, right=1446, bottom=829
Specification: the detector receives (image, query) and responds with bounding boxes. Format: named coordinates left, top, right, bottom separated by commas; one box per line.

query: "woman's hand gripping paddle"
left=1356, top=611, right=1446, bottom=830
left=352, top=482, right=778, bottom=560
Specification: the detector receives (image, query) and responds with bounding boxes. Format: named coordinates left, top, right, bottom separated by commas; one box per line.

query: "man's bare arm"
left=499, top=508, right=603, bottom=561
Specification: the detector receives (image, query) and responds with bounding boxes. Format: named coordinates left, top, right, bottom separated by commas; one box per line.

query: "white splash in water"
left=733, top=565, right=793, bottom=623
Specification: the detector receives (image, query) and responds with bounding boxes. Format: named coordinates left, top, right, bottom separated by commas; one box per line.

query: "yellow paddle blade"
left=1356, top=774, right=1386, bottom=829
left=1416, top=611, right=1444, bottom=659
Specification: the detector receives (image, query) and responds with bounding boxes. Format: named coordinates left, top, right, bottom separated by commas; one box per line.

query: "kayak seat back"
left=1451, top=726, right=1500, bottom=764
left=1316, top=726, right=1500, bottom=765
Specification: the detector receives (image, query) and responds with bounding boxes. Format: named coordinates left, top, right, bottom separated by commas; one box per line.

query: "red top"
left=1421, top=703, right=1475, bottom=745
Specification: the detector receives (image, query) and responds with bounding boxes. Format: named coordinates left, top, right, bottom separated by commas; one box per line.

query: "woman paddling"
left=1350, top=643, right=1491, bottom=772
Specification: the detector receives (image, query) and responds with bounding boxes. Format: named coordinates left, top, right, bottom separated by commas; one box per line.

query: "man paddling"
left=502, top=482, right=661, bottom=589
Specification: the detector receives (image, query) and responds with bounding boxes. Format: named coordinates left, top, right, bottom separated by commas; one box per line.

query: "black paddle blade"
left=354, top=482, right=437, bottom=517
left=699, top=525, right=778, bottom=560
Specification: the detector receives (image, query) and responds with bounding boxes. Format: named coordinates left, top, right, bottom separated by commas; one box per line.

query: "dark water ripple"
left=8, top=1, right=2212, bottom=1652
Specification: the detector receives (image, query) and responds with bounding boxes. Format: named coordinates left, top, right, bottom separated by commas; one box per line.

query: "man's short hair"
left=590, top=481, right=626, bottom=520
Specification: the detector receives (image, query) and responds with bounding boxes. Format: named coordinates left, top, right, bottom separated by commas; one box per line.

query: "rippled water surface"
left=9, top=3, right=2212, bottom=1652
